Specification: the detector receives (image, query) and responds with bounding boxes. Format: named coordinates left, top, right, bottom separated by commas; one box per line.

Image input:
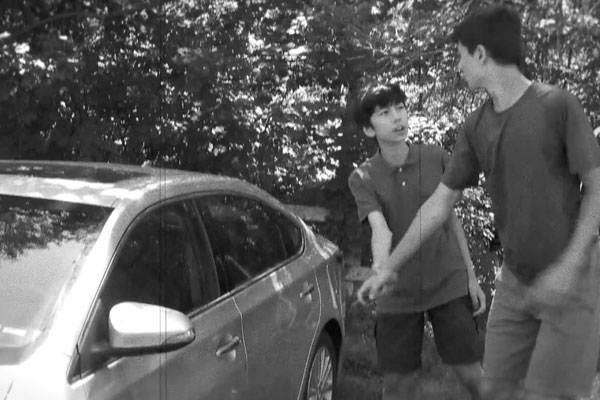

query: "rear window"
left=0, top=195, right=111, bottom=364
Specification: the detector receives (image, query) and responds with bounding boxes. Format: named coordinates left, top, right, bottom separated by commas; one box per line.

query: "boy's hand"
left=468, top=276, right=486, bottom=316
left=527, top=250, right=588, bottom=312
left=356, top=269, right=396, bottom=304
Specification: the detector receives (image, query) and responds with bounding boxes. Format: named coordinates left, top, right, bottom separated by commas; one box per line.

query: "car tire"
left=303, top=333, right=338, bottom=400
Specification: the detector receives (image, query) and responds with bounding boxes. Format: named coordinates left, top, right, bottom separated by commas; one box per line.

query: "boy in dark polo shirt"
left=357, top=5, right=600, bottom=400
left=348, top=83, right=486, bottom=399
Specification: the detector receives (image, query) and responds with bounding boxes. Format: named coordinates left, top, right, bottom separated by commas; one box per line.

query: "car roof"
left=0, top=160, right=257, bottom=208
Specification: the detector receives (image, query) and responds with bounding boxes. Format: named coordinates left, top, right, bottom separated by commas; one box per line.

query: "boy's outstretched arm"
left=449, top=211, right=486, bottom=316
left=367, top=211, right=393, bottom=272
left=357, top=183, right=462, bottom=304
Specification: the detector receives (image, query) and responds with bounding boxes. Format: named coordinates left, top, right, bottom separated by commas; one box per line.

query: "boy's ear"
left=475, top=44, right=488, bottom=63
left=363, top=126, right=376, bottom=138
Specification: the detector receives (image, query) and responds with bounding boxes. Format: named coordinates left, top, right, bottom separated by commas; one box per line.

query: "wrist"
left=466, top=266, right=477, bottom=280
left=377, top=267, right=396, bottom=278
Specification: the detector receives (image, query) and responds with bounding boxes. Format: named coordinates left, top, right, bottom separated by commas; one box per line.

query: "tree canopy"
left=2, top=0, right=599, bottom=278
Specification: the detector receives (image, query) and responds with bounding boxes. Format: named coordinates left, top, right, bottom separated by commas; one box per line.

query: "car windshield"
left=0, top=195, right=111, bottom=364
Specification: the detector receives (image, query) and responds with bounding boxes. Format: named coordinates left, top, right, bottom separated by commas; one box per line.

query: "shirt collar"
left=372, top=144, right=418, bottom=175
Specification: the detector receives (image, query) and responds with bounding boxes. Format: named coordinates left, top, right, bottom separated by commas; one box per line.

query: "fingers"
left=357, top=276, right=386, bottom=305
left=469, top=290, right=479, bottom=310
left=357, top=280, right=373, bottom=305
left=356, top=285, right=368, bottom=305
left=469, top=290, right=478, bottom=311
left=473, top=299, right=485, bottom=316
left=527, top=286, right=577, bottom=312
left=472, top=289, right=487, bottom=316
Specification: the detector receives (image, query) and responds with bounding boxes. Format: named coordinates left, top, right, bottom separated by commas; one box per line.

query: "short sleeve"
left=348, top=169, right=381, bottom=223
left=442, top=126, right=480, bottom=190
left=562, top=92, right=600, bottom=177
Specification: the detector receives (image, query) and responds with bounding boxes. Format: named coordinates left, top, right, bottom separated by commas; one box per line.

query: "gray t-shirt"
left=443, top=82, right=600, bottom=283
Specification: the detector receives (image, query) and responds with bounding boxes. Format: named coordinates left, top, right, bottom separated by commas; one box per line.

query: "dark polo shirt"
left=348, top=144, right=468, bottom=313
left=443, top=82, right=600, bottom=284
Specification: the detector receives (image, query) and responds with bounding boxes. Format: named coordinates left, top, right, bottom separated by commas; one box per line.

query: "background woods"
left=2, top=0, right=600, bottom=304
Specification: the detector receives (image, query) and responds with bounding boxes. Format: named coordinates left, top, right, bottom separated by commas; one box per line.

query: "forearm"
left=564, top=191, right=600, bottom=262
left=381, top=196, right=454, bottom=274
left=371, top=229, right=392, bottom=268
left=562, top=168, right=600, bottom=262
left=450, top=211, right=476, bottom=280
left=366, top=211, right=393, bottom=269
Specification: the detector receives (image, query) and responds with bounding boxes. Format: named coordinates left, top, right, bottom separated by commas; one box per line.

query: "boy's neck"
left=485, top=66, right=532, bottom=113
left=379, top=141, right=410, bottom=166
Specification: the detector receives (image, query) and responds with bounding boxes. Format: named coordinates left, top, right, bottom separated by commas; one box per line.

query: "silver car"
left=0, top=160, right=345, bottom=400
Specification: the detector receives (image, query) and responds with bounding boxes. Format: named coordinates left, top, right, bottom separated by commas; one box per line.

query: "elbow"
left=424, top=198, right=454, bottom=225
left=383, top=229, right=393, bottom=244
left=374, top=228, right=393, bottom=245
left=442, top=203, right=455, bottom=221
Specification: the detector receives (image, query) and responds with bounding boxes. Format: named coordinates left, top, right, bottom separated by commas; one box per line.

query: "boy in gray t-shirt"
left=358, top=5, right=600, bottom=400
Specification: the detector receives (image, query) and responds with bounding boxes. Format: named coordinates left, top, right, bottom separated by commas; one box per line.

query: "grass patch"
left=337, top=292, right=600, bottom=400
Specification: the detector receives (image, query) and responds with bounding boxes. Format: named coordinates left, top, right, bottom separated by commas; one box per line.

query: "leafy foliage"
left=2, top=0, right=599, bottom=292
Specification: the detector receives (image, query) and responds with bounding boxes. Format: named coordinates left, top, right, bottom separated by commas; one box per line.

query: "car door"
left=195, top=194, right=320, bottom=400
left=74, top=201, right=247, bottom=400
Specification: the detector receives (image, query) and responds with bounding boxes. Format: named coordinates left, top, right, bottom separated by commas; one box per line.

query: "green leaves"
left=2, top=0, right=599, bottom=268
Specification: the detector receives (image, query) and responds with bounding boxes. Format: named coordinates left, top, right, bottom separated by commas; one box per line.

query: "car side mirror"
left=108, top=302, right=195, bottom=354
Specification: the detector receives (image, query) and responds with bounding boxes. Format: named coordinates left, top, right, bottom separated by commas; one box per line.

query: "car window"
left=101, top=202, right=210, bottom=314
left=73, top=202, right=221, bottom=378
left=195, top=195, right=289, bottom=294
left=0, top=195, right=110, bottom=365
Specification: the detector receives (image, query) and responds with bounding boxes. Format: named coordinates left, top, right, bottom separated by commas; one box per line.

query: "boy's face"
left=457, top=42, right=483, bottom=90
left=363, top=102, right=408, bottom=144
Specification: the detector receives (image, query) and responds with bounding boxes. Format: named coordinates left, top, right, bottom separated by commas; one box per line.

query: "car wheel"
left=304, top=333, right=337, bottom=400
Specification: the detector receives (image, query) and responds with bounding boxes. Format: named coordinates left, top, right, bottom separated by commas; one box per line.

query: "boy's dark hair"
left=450, top=4, right=524, bottom=67
left=354, top=83, right=407, bottom=129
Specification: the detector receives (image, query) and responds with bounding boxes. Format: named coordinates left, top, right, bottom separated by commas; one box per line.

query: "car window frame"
left=68, top=189, right=305, bottom=382
left=68, top=197, right=221, bottom=382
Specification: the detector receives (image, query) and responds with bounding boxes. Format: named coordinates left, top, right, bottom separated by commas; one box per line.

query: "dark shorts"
left=375, top=295, right=483, bottom=374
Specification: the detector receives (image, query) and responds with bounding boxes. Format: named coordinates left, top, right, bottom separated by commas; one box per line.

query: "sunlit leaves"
left=2, top=0, right=599, bottom=272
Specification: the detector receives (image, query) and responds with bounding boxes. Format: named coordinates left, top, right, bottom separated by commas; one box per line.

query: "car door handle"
left=300, top=283, right=315, bottom=298
left=215, top=336, right=241, bottom=358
